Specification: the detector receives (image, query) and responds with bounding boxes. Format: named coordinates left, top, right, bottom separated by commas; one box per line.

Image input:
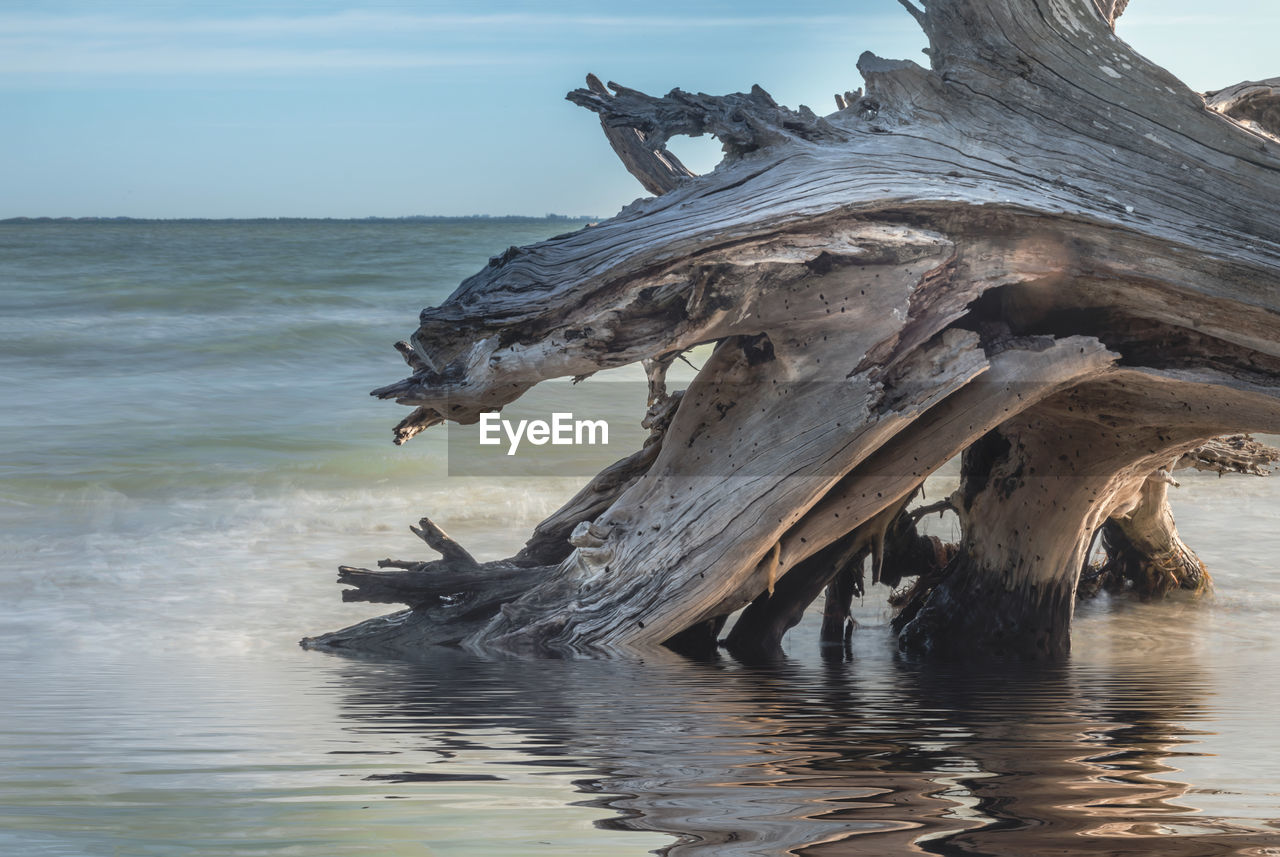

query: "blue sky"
left=3, top=0, right=1276, bottom=218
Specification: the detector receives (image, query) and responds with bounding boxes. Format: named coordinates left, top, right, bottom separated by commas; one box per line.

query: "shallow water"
left=3, top=220, right=1280, bottom=855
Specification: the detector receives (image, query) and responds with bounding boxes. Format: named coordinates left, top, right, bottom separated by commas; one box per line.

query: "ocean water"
left=2, top=218, right=1280, bottom=856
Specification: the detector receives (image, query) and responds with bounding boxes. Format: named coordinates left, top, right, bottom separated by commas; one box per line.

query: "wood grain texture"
left=310, top=0, right=1280, bottom=659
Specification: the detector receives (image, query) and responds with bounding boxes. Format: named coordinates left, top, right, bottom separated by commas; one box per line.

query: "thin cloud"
left=0, top=11, right=886, bottom=37
left=0, top=9, right=911, bottom=77
left=0, top=47, right=525, bottom=75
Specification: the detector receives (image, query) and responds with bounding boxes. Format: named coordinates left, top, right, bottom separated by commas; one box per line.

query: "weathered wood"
left=1095, top=472, right=1211, bottom=599
left=408, top=518, right=478, bottom=569
left=303, top=522, right=553, bottom=652
left=335, top=562, right=530, bottom=607
left=1206, top=78, right=1280, bottom=140
left=515, top=370, right=681, bottom=566
left=574, top=74, right=698, bottom=196
left=513, top=442, right=661, bottom=566
left=899, top=372, right=1280, bottom=658
left=567, top=77, right=843, bottom=161
left=1091, top=0, right=1128, bottom=27
left=1179, top=434, right=1280, bottom=477
left=310, top=0, right=1280, bottom=660
left=819, top=564, right=865, bottom=650
left=722, top=502, right=894, bottom=661
left=896, top=416, right=1206, bottom=659
left=473, top=327, right=989, bottom=654
left=1077, top=434, right=1279, bottom=598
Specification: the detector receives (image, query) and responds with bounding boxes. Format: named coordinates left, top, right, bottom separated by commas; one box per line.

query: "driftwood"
left=1076, top=434, right=1280, bottom=598
left=306, top=0, right=1280, bottom=660
left=1206, top=77, right=1280, bottom=141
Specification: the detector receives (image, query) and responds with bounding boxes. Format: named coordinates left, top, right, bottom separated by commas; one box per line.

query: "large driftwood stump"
left=305, top=0, right=1280, bottom=659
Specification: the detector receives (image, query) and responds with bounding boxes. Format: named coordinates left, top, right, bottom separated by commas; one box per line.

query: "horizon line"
left=0, top=213, right=601, bottom=223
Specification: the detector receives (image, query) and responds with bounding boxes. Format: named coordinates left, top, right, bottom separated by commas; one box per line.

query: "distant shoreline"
left=0, top=214, right=599, bottom=224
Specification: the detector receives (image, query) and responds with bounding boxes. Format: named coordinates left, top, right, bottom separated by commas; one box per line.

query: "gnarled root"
left=1088, top=473, right=1210, bottom=598
left=895, top=386, right=1223, bottom=659
left=1079, top=435, right=1278, bottom=599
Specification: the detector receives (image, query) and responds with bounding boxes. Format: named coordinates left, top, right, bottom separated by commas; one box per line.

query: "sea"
left=2, top=217, right=1280, bottom=856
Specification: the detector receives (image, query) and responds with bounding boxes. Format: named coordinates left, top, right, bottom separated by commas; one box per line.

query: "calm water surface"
left=3, top=220, right=1280, bottom=856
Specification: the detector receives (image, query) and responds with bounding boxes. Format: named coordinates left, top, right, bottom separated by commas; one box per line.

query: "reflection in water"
left=327, top=625, right=1280, bottom=856
left=6, top=222, right=1280, bottom=855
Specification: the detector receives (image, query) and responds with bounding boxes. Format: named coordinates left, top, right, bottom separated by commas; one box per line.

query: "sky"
left=2, top=0, right=1277, bottom=219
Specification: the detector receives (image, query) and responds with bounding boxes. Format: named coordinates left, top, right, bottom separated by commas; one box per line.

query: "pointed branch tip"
left=409, top=517, right=479, bottom=568
left=1092, top=0, right=1129, bottom=29
left=896, top=0, right=927, bottom=29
